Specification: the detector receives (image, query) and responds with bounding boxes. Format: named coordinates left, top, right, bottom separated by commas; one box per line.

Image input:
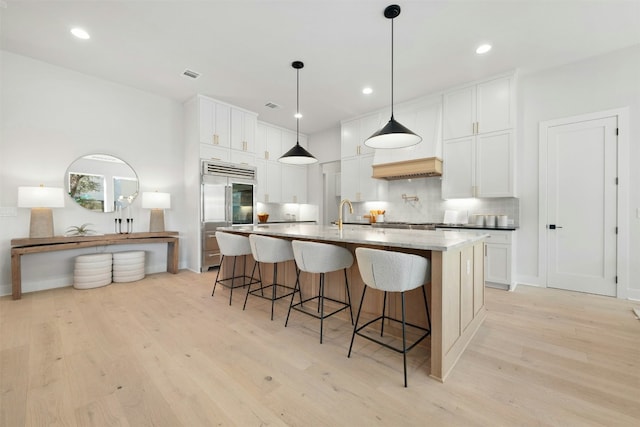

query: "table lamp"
left=142, top=191, right=170, bottom=232
left=18, top=186, right=65, bottom=238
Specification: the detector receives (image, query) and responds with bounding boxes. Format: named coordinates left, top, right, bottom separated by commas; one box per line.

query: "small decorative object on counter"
left=257, top=213, right=269, bottom=223
left=66, top=223, right=96, bottom=236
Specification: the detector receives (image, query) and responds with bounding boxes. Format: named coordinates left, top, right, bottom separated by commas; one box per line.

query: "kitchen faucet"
left=338, top=199, right=354, bottom=231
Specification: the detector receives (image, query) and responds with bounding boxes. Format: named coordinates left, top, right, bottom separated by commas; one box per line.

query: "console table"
left=10, top=231, right=179, bottom=300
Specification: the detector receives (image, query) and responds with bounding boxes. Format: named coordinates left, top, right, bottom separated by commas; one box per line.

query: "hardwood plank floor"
left=1, top=270, right=639, bottom=426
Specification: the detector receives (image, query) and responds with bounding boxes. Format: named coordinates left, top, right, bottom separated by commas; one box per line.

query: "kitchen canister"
left=472, top=214, right=485, bottom=226
left=497, top=215, right=508, bottom=227
left=486, top=215, right=497, bottom=227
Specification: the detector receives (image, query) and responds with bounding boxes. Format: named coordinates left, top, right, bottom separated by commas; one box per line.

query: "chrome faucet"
left=338, top=199, right=354, bottom=230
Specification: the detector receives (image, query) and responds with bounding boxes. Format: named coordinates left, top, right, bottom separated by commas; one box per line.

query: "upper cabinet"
left=231, top=108, right=258, bottom=153
left=199, top=97, right=231, bottom=147
left=341, top=112, right=382, bottom=158
left=443, top=74, right=515, bottom=140
left=442, top=73, right=517, bottom=198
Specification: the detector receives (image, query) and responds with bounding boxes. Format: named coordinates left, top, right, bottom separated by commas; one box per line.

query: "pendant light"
left=365, top=4, right=422, bottom=149
left=279, top=61, right=318, bottom=164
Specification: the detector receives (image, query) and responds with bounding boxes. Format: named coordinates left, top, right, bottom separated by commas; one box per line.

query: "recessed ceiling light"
left=71, top=27, right=90, bottom=40
left=294, top=112, right=302, bottom=119
left=476, top=44, right=492, bottom=54
left=362, top=87, right=373, bottom=95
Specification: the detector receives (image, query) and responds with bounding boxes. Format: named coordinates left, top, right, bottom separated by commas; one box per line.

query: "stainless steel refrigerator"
left=201, top=161, right=256, bottom=272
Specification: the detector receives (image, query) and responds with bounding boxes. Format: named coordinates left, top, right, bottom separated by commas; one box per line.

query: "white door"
left=546, top=116, right=617, bottom=296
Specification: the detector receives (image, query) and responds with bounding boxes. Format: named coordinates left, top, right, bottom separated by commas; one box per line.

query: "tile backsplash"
left=342, top=177, right=519, bottom=225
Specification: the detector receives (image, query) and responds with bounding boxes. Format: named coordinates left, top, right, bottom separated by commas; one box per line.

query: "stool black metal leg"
left=348, top=286, right=368, bottom=358
left=422, top=285, right=431, bottom=330
left=244, top=261, right=262, bottom=311
left=319, top=273, right=325, bottom=344
left=381, top=291, right=388, bottom=337
left=271, top=263, right=278, bottom=321
left=344, top=269, right=354, bottom=325
left=401, top=291, right=408, bottom=388
left=228, top=255, right=237, bottom=305
left=211, top=255, right=225, bottom=297
left=285, top=267, right=302, bottom=327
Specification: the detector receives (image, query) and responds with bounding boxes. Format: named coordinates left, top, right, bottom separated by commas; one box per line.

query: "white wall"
left=516, top=44, right=640, bottom=297
left=0, top=51, right=185, bottom=296
left=307, top=126, right=341, bottom=224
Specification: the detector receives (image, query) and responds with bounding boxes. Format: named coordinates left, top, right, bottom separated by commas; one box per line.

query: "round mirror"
left=65, top=154, right=139, bottom=213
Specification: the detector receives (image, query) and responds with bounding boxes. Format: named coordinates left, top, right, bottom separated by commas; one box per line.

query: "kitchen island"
left=219, top=223, right=486, bottom=382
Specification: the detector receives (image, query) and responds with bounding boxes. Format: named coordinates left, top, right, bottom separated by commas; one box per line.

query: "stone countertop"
left=435, top=224, right=518, bottom=231
left=219, top=223, right=487, bottom=252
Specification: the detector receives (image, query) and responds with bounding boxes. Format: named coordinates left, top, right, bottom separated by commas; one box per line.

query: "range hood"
left=372, top=157, right=442, bottom=180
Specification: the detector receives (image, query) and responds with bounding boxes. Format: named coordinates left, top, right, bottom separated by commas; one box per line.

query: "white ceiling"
left=2, top=1, right=639, bottom=134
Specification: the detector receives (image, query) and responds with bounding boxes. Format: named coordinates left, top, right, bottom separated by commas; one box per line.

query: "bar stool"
left=348, top=247, right=432, bottom=387
left=244, top=234, right=299, bottom=320
left=212, top=231, right=260, bottom=305
left=285, top=240, right=354, bottom=344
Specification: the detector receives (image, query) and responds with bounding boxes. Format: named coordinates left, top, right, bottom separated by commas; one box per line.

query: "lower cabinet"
left=437, top=228, right=516, bottom=290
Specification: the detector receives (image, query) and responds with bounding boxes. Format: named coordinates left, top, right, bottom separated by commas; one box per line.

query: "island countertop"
left=219, top=223, right=487, bottom=252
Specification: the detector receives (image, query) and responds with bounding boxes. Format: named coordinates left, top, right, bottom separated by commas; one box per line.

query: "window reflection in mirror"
left=65, top=154, right=139, bottom=213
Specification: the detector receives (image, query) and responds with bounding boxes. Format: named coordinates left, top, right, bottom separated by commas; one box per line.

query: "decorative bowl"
left=257, top=213, right=269, bottom=223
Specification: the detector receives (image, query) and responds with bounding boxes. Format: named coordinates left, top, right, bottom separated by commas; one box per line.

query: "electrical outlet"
left=0, top=207, right=18, bottom=217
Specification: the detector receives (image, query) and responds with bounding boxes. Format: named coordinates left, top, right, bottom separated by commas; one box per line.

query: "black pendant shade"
left=279, top=61, right=318, bottom=164
left=365, top=4, right=422, bottom=149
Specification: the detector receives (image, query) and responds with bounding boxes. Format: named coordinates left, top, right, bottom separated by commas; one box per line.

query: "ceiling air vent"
left=182, top=69, right=201, bottom=79
left=265, top=102, right=281, bottom=109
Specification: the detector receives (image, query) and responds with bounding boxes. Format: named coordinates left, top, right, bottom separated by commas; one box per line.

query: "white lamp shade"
left=18, top=186, right=65, bottom=208
left=142, top=192, right=171, bottom=209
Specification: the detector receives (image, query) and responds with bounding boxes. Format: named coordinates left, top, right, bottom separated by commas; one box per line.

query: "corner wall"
left=0, top=51, right=185, bottom=296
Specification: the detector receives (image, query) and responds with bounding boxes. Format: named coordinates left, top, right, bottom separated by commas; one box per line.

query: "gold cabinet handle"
left=213, top=134, right=219, bottom=145
left=476, top=122, right=479, bottom=134
left=265, top=150, right=269, bottom=160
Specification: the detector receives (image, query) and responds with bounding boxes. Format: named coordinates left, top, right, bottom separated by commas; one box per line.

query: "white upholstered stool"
left=348, top=247, right=432, bottom=387
left=74, top=253, right=112, bottom=289
left=212, top=231, right=260, bottom=305
left=244, top=234, right=298, bottom=321
left=286, top=240, right=354, bottom=343
left=112, top=251, right=145, bottom=283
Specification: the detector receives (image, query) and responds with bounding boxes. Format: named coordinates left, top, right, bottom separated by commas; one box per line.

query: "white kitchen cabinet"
left=484, top=230, right=515, bottom=289
left=443, top=75, right=514, bottom=140
left=231, top=108, right=257, bottom=152
left=281, top=164, right=307, bottom=204
left=437, top=228, right=516, bottom=290
left=230, top=149, right=255, bottom=166
left=199, top=96, right=231, bottom=147
left=255, top=159, right=282, bottom=203
left=341, top=112, right=382, bottom=158
left=200, top=143, right=230, bottom=162
left=442, top=130, right=514, bottom=198
left=256, top=122, right=283, bottom=161
left=341, top=154, right=387, bottom=202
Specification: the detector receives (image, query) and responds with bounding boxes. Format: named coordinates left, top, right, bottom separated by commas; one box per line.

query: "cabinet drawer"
left=203, top=251, right=221, bottom=266
left=485, top=232, right=511, bottom=244
left=204, top=232, right=220, bottom=251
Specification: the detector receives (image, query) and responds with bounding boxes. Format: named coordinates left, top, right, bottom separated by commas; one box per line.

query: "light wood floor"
left=1, top=270, right=639, bottom=426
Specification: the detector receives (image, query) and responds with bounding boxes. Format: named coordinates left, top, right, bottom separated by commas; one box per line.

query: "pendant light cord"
left=296, top=67, right=300, bottom=145
left=390, top=16, right=394, bottom=120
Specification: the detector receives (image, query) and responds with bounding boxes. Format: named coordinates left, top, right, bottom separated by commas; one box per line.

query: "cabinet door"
left=341, top=119, right=360, bottom=158
left=485, top=243, right=511, bottom=285
left=442, top=136, right=474, bottom=199
left=340, top=157, right=359, bottom=200
left=255, top=123, right=268, bottom=160
left=443, top=85, right=475, bottom=140
left=231, top=109, right=256, bottom=152
left=476, top=76, right=513, bottom=135
left=281, top=130, right=297, bottom=157
left=358, top=154, right=387, bottom=202
left=200, top=143, right=230, bottom=162
left=266, top=126, right=282, bottom=161
left=230, top=150, right=255, bottom=166
left=281, top=164, right=307, bottom=204
left=265, top=161, right=282, bottom=203
left=476, top=130, right=514, bottom=197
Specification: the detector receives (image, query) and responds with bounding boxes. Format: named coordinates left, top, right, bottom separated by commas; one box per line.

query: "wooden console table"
left=10, top=231, right=179, bottom=300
